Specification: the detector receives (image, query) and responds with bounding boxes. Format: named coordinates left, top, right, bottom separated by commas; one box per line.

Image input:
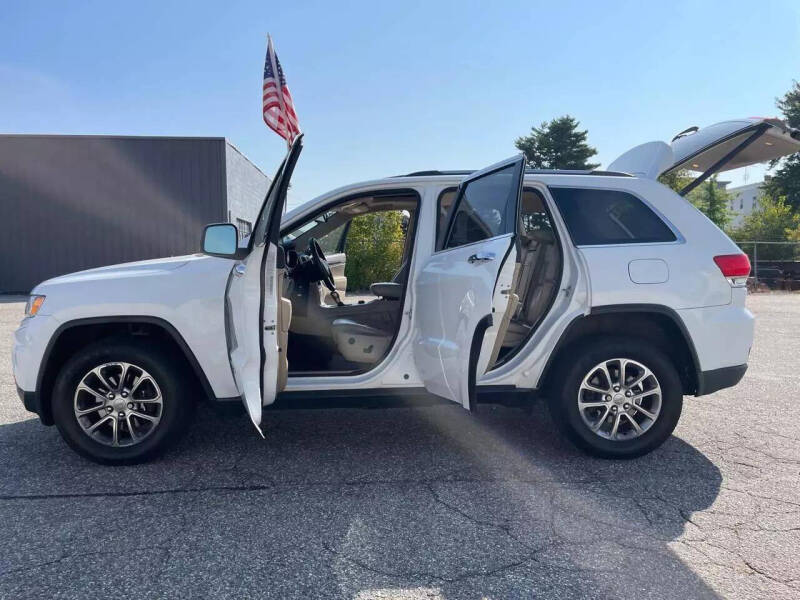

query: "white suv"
left=13, top=118, right=797, bottom=464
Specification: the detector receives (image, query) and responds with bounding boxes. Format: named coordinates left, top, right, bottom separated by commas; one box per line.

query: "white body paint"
left=20, top=117, right=794, bottom=415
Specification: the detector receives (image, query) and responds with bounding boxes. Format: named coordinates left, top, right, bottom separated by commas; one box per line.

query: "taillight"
left=714, top=254, right=751, bottom=287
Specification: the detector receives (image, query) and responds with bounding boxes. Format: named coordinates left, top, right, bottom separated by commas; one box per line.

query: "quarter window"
left=550, top=188, right=676, bottom=245
left=443, top=165, right=519, bottom=249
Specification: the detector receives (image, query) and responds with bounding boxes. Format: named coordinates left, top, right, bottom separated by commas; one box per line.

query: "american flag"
left=262, top=35, right=300, bottom=145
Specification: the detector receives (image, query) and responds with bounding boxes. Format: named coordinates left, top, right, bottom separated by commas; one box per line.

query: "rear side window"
left=549, top=188, right=676, bottom=245
left=444, top=164, right=518, bottom=249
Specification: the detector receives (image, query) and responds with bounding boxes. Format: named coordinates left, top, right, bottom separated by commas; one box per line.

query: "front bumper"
left=16, top=385, right=43, bottom=417
left=13, top=314, right=60, bottom=425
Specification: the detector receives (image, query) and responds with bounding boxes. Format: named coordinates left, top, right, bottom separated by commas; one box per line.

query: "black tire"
left=52, top=337, right=194, bottom=465
left=548, top=336, right=683, bottom=459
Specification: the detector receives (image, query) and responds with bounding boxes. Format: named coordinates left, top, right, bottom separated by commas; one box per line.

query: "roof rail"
left=394, top=168, right=632, bottom=178
left=397, top=170, right=474, bottom=177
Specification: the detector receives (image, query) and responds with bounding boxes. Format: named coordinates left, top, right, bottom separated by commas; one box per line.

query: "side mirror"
left=202, top=223, right=240, bottom=258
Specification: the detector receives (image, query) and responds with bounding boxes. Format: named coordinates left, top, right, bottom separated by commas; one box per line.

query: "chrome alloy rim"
left=73, top=362, right=163, bottom=447
left=577, top=358, right=662, bottom=441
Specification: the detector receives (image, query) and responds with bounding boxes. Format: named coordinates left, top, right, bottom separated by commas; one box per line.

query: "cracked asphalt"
left=1, top=294, right=799, bottom=599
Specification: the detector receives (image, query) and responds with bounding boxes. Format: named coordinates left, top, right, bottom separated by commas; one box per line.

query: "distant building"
left=0, top=135, right=270, bottom=292
left=726, top=181, right=765, bottom=227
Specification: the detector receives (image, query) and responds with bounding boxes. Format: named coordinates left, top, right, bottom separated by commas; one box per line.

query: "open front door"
left=413, top=155, right=524, bottom=409
left=226, top=136, right=302, bottom=434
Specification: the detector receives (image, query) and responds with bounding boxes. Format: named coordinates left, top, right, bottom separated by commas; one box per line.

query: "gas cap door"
left=628, top=259, right=669, bottom=284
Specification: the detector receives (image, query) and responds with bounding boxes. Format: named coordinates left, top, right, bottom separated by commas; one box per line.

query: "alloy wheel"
left=73, top=362, right=163, bottom=447
left=577, top=357, right=662, bottom=441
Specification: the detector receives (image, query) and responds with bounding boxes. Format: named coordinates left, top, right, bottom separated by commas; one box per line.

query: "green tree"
left=344, top=211, right=405, bottom=291
left=787, top=221, right=800, bottom=244
left=764, top=81, right=800, bottom=209
left=658, top=169, right=693, bottom=194
left=729, top=194, right=800, bottom=260
left=686, top=177, right=734, bottom=230
left=515, top=116, right=599, bottom=170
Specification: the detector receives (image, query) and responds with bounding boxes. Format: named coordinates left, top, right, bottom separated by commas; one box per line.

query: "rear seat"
left=503, top=228, right=560, bottom=347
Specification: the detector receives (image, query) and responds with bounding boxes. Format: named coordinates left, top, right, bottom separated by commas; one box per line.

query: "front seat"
left=331, top=318, right=393, bottom=364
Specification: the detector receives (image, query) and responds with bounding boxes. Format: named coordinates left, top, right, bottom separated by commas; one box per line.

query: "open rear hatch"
left=609, top=117, right=800, bottom=195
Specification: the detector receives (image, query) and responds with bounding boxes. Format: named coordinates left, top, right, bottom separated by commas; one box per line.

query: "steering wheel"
left=308, top=238, right=336, bottom=291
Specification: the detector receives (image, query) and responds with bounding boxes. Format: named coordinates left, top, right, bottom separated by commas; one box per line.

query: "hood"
left=30, top=252, right=235, bottom=320
left=33, top=255, right=198, bottom=292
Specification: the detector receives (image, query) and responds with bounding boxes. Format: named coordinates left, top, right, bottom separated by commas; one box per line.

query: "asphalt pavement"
left=0, top=293, right=798, bottom=599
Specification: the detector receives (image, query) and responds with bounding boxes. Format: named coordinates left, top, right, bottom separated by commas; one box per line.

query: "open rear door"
left=226, top=136, right=302, bottom=434
left=413, top=155, right=524, bottom=410
left=609, top=117, right=800, bottom=195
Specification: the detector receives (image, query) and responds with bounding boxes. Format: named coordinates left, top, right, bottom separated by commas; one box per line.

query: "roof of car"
left=394, top=168, right=633, bottom=178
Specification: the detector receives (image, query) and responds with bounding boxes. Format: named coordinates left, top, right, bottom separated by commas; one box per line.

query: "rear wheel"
left=52, top=339, right=194, bottom=464
left=548, top=337, right=683, bottom=459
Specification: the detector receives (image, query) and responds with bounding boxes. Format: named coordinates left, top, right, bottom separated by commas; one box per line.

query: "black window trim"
left=436, top=186, right=459, bottom=249
left=437, top=160, right=523, bottom=253
left=547, top=184, right=684, bottom=248
left=436, top=185, right=559, bottom=250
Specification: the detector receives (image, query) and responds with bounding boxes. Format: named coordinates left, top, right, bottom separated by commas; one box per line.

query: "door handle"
left=467, top=252, right=496, bottom=264
left=233, top=263, right=246, bottom=277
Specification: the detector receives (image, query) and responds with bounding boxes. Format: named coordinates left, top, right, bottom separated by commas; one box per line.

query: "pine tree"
left=515, top=116, right=599, bottom=170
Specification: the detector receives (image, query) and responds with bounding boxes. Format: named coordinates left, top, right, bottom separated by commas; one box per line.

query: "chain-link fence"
left=734, top=241, right=800, bottom=291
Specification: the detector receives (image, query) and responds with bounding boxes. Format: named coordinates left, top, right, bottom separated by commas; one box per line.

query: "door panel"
left=414, top=236, right=516, bottom=408
left=276, top=268, right=293, bottom=393
left=225, top=136, right=303, bottom=433
left=226, top=243, right=268, bottom=430
left=485, top=262, right=521, bottom=369
left=413, top=154, right=525, bottom=409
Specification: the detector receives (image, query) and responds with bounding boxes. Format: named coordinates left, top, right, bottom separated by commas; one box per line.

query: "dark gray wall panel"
left=0, top=135, right=227, bottom=292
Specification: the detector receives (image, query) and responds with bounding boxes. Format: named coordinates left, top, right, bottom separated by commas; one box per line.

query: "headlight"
left=25, top=295, right=46, bottom=317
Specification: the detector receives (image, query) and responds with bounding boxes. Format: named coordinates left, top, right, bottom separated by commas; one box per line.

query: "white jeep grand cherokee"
left=13, top=118, right=798, bottom=464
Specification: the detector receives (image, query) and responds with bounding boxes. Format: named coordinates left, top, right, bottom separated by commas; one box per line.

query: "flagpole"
left=267, top=34, right=292, bottom=153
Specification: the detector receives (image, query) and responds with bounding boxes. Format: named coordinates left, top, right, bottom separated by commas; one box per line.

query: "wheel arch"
left=36, top=316, right=216, bottom=425
left=539, top=304, right=701, bottom=396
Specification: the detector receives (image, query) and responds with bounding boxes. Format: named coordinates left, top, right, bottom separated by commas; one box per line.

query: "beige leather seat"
left=502, top=228, right=560, bottom=347
left=520, top=229, right=559, bottom=316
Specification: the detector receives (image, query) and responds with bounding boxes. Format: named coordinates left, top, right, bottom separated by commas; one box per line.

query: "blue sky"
left=2, top=0, right=799, bottom=207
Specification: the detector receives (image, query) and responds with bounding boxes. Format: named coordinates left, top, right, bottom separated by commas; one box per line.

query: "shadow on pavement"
left=0, top=400, right=722, bottom=599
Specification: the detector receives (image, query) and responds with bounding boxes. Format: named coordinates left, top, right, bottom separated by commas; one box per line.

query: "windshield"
left=281, top=210, right=337, bottom=246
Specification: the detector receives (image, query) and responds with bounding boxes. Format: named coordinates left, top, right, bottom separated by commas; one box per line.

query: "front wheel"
left=548, top=337, right=683, bottom=459
left=52, top=338, right=194, bottom=464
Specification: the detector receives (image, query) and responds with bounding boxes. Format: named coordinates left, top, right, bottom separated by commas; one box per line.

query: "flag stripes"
left=263, top=36, right=300, bottom=144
